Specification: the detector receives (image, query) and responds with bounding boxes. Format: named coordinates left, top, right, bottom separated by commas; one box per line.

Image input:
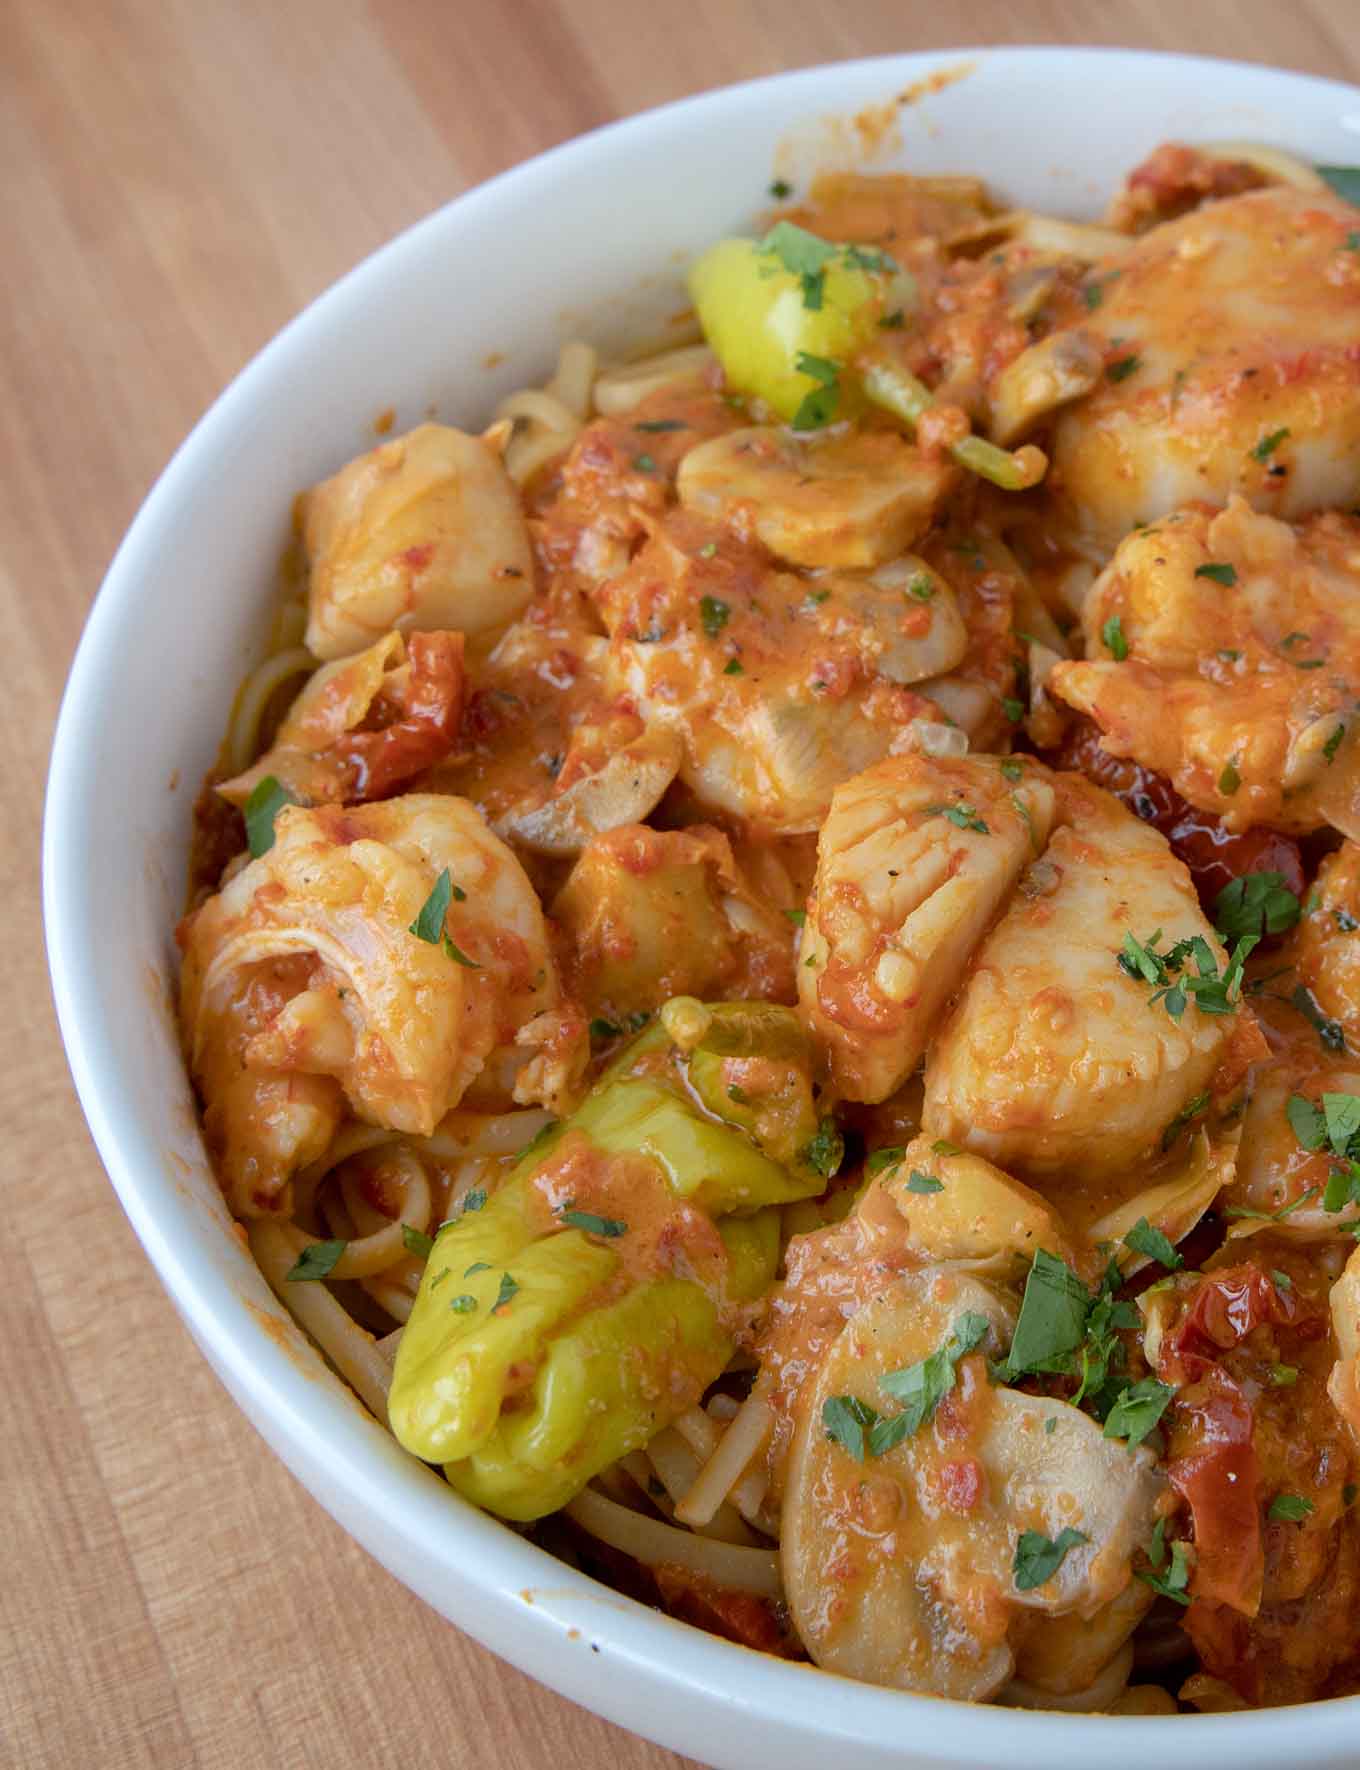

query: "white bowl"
left=45, top=47, right=1360, bottom=1769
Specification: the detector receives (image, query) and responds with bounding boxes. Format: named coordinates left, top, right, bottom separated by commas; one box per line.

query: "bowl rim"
left=44, top=44, right=1360, bottom=1767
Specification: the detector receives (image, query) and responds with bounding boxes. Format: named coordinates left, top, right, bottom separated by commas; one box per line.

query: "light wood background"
left=6, top=4, right=1359, bottom=1767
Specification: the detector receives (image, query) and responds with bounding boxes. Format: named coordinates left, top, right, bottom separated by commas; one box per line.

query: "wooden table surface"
left=7, top=3, right=1360, bottom=1766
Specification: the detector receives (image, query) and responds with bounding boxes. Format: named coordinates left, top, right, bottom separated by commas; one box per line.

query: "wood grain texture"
left=5, top=4, right=1358, bottom=1766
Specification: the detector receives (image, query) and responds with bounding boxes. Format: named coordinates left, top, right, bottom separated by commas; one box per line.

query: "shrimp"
left=179, top=794, right=570, bottom=1214
left=300, top=423, right=534, bottom=660
left=798, top=754, right=1056, bottom=1103
left=1049, top=499, right=1360, bottom=837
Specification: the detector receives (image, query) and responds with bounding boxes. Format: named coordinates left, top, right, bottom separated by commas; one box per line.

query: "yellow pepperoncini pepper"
left=388, top=1001, right=832, bottom=1520
left=688, top=221, right=901, bottom=425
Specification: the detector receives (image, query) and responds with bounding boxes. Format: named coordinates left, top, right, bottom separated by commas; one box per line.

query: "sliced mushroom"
left=1329, top=1244, right=1360, bottom=1443
left=677, top=425, right=954, bottom=570
left=494, top=726, right=683, bottom=856
left=988, top=328, right=1104, bottom=448
left=782, top=1272, right=1162, bottom=1698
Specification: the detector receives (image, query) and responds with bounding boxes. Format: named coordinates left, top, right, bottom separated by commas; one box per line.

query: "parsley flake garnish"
left=999, top=758, right=1024, bottom=782
left=635, top=419, right=686, bottom=433
left=1213, top=872, right=1300, bottom=942
left=460, top=1187, right=487, bottom=1214
left=924, top=801, right=989, bottom=835
left=1325, top=723, right=1347, bottom=764
left=1117, top=928, right=1257, bottom=1021
left=800, top=1116, right=844, bottom=1179
left=699, top=595, right=731, bottom=639
left=1195, top=562, right=1238, bottom=586
left=632, top=453, right=657, bottom=473
left=1014, top=1527, right=1088, bottom=1591
left=493, top=1272, right=519, bottom=1312
left=1101, top=614, right=1129, bottom=660
left=1219, top=759, right=1241, bottom=795
left=1002, top=696, right=1025, bottom=722
left=1292, top=983, right=1347, bottom=1052
left=723, top=657, right=744, bottom=675
left=1103, top=1376, right=1174, bottom=1447
left=559, top=1207, right=628, bottom=1238
left=865, top=1146, right=905, bottom=1176
left=870, top=1313, right=992, bottom=1454
left=244, top=774, right=298, bottom=859
left=905, top=1170, right=944, bottom=1194
left=1124, top=1217, right=1184, bottom=1270
left=906, top=573, right=935, bottom=602
left=1268, top=1492, right=1315, bottom=1523
left=1106, top=354, right=1140, bottom=383
left=448, top=1294, right=478, bottom=1313
left=1137, top=1525, right=1192, bottom=1605
left=822, top=1393, right=879, bottom=1461
left=589, top=1017, right=622, bottom=1041
left=286, top=1239, right=347, bottom=1282
left=1161, top=1091, right=1210, bottom=1152
left=1251, top=428, right=1290, bottom=462
left=401, top=1225, right=434, bottom=1260
left=931, top=1139, right=961, bottom=1156
left=791, top=350, right=841, bottom=428
left=768, top=178, right=793, bottom=199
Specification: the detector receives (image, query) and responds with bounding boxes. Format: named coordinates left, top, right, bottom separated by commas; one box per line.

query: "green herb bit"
left=1268, top=1492, right=1315, bottom=1523
left=1269, top=1364, right=1299, bottom=1387
left=1218, top=648, right=1241, bottom=662
left=699, top=595, right=730, bottom=639
left=429, top=1268, right=450, bottom=1291
left=999, top=758, right=1024, bottom=782
left=464, top=1261, right=492, bottom=1276
left=872, top=1313, right=992, bottom=1453
left=1124, top=1217, right=1184, bottom=1270
left=635, top=419, right=686, bottom=433
left=1004, top=1249, right=1090, bottom=1379
left=784, top=907, right=806, bottom=926
left=443, top=937, right=481, bottom=969
left=1161, top=1091, right=1210, bottom=1153
left=1103, top=1377, right=1174, bottom=1447
left=1002, top=696, right=1025, bottom=722
left=589, top=1017, right=622, bottom=1041
left=1223, top=1185, right=1321, bottom=1223
left=1013, top=1526, right=1089, bottom=1592
left=448, top=1294, right=478, bottom=1313
left=493, top=1272, right=520, bottom=1312
left=905, top=1170, right=944, bottom=1194
left=865, top=1146, right=905, bottom=1176
left=1101, top=614, right=1129, bottom=660
left=801, top=1116, right=844, bottom=1179
left=1195, top=562, right=1238, bottom=586
left=768, top=178, right=793, bottom=200
left=285, top=1239, right=347, bottom=1282
left=559, top=1207, right=628, bottom=1238
left=1251, top=428, right=1290, bottom=462
left=1218, top=760, right=1241, bottom=795
left=1212, top=872, right=1300, bottom=942
left=906, top=573, right=935, bottom=602
left=698, top=541, right=718, bottom=559
left=722, top=657, right=744, bottom=675
left=1345, top=1483, right=1359, bottom=1507
left=931, top=1138, right=961, bottom=1156
left=1137, top=1536, right=1192, bottom=1606
left=1325, top=724, right=1347, bottom=764
left=401, top=1225, right=434, bottom=1260
left=1316, top=165, right=1360, bottom=204
left=822, top=1393, right=879, bottom=1461
left=924, top=801, right=990, bottom=835
left=461, top=1187, right=487, bottom=1214
left=1106, top=354, right=1141, bottom=383
left=409, top=868, right=453, bottom=945
left=244, top=774, right=299, bottom=859
left=878, top=308, right=905, bottom=329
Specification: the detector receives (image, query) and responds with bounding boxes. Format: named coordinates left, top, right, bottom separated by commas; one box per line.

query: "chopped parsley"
left=1117, top=928, right=1257, bottom=1021
left=1106, top=354, right=1141, bottom=383
left=559, top=1207, right=628, bottom=1238
left=1101, top=614, right=1128, bottom=660
left=409, top=868, right=480, bottom=966
left=906, top=573, right=935, bottom=602
left=632, top=452, right=657, bottom=473
left=1003, top=1249, right=1092, bottom=1380
left=1268, top=1493, right=1315, bottom=1523
left=1270, top=1363, right=1299, bottom=1387
left=589, top=1017, right=622, bottom=1041
left=768, top=178, right=793, bottom=199
left=401, top=1225, right=434, bottom=1260
left=865, top=1147, right=904, bottom=1176
left=723, top=657, right=744, bottom=676
left=791, top=350, right=841, bottom=429
left=1195, top=562, right=1238, bottom=586
left=924, top=801, right=990, bottom=835
left=1103, top=1376, right=1174, bottom=1447
left=460, top=1187, right=487, bottom=1215
left=999, top=758, right=1024, bottom=782
left=870, top=1313, right=992, bottom=1455
left=1002, top=696, right=1025, bottom=722
left=448, top=1294, right=478, bottom=1313
left=493, top=1272, right=519, bottom=1312
left=821, top=1393, right=879, bottom=1461
left=1014, top=1527, right=1088, bottom=1592
left=1138, top=1523, right=1192, bottom=1605
left=285, top=1239, right=346, bottom=1282
left=244, top=774, right=298, bottom=858
left=932, top=1139, right=962, bottom=1157
left=699, top=595, right=730, bottom=638
left=464, top=1261, right=491, bottom=1276
left=905, top=1170, right=944, bottom=1195
left=634, top=419, right=686, bottom=433
left=1218, top=760, right=1241, bottom=795
left=1251, top=427, right=1290, bottom=462
left=800, top=1116, right=845, bottom=1179
left=1124, top=1217, right=1184, bottom=1270
left=1325, top=723, right=1347, bottom=764
left=784, top=907, right=806, bottom=926
left=1212, top=872, right=1301, bottom=942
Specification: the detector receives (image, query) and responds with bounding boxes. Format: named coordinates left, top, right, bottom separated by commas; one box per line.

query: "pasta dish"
left=178, top=141, right=1360, bottom=1713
